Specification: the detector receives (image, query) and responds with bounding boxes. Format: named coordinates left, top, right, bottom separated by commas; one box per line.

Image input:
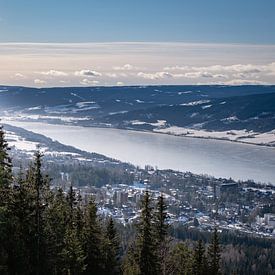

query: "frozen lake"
left=5, top=121, right=275, bottom=184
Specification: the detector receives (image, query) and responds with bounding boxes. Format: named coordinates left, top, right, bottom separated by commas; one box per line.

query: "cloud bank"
left=0, top=42, right=274, bottom=87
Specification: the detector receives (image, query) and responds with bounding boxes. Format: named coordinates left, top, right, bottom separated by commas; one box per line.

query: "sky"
left=0, top=0, right=275, bottom=87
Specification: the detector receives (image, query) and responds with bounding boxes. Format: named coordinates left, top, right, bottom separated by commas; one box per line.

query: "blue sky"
left=0, top=0, right=275, bottom=44
left=0, top=1, right=274, bottom=87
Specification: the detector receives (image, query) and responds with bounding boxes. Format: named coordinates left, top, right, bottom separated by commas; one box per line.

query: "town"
left=53, top=161, right=275, bottom=239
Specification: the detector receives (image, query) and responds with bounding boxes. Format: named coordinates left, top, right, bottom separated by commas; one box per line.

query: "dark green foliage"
left=154, top=194, right=169, bottom=244
left=60, top=226, right=86, bottom=275
left=166, top=242, right=193, bottom=275
left=137, top=191, right=158, bottom=275
left=154, top=193, right=170, bottom=274
left=193, top=240, right=208, bottom=275
left=0, top=126, right=12, bottom=273
left=83, top=199, right=105, bottom=275
left=105, top=217, right=121, bottom=274
left=208, top=228, right=221, bottom=275
left=0, top=126, right=12, bottom=189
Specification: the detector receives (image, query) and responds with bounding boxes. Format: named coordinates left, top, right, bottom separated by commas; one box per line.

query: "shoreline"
left=2, top=118, right=275, bottom=150
left=2, top=119, right=275, bottom=185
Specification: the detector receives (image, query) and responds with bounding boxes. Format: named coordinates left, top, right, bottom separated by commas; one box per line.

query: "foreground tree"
left=83, top=198, right=105, bottom=274
left=166, top=242, right=193, bottom=275
left=154, top=194, right=169, bottom=274
left=0, top=126, right=13, bottom=273
left=193, top=240, right=208, bottom=275
left=208, top=228, right=221, bottom=275
left=105, top=217, right=121, bottom=274
left=137, top=191, right=158, bottom=275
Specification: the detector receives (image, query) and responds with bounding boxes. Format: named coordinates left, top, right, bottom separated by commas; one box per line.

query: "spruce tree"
left=75, top=191, right=84, bottom=236
left=166, top=242, right=193, bottom=275
left=122, top=242, right=140, bottom=275
left=208, top=228, right=221, bottom=275
left=136, top=191, right=157, bottom=275
left=105, top=217, right=120, bottom=274
left=155, top=194, right=169, bottom=243
left=44, top=188, right=69, bottom=274
left=193, top=240, right=208, bottom=275
left=61, top=225, right=86, bottom=275
left=0, top=125, right=12, bottom=189
left=83, top=198, right=105, bottom=275
left=154, top=194, right=169, bottom=274
left=6, top=168, right=34, bottom=274
left=0, top=125, right=12, bottom=273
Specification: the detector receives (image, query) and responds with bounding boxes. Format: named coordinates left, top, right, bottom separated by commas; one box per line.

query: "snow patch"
left=181, top=100, right=210, bottom=106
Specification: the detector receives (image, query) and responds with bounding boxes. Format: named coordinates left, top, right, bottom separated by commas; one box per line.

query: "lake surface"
left=5, top=121, right=275, bottom=184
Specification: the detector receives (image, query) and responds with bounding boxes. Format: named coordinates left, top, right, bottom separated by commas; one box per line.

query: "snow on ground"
left=154, top=126, right=275, bottom=146
left=44, top=151, right=80, bottom=157
left=4, top=130, right=88, bottom=159
left=27, top=106, right=42, bottom=111
left=202, top=105, right=212, bottom=109
left=5, top=131, right=42, bottom=151
left=130, top=120, right=167, bottom=127
left=178, top=91, right=193, bottom=95
left=108, top=111, right=128, bottom=115
left=3, top=114, right=90, bottom=123
left=180, top=100, right=210, bottom=106
left=75, top=101, right=96, bottom=108
left=221, top=116, right=239, bottom=122
left=135, top=99, right=145, bottom=103
left=44, top=103, right=100, bottom=114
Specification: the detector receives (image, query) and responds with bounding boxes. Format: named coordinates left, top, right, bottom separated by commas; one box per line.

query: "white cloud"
left=137, top=71, right=227, bottom=80
left=75, top=70, right=102, bottom=77
left=116, top=81, right=124, bottom=86
left=183, top=72, right=227, bottom=79
left=14, top=73, right=26, bottom=79
left=113, top=64, right=138, bottom=71
left=164, top=64, right=265, bottom=74
left=80, top=79, right=99, bottom=85
left=106, top=73, right=118, bottom=78
left=34, top=79, right=46, bottom=84
left=219, top=79, right=267, bottom=85
left=1, top=43, right=275, bottom=86
left=59, top=80, right=70, bottom=84
left=137, top=71, right=173, bottom=80
left=39, top=70, right=68, bottom=77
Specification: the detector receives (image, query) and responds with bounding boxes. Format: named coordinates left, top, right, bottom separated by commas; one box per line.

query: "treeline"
left=0, top=125, right=223, bottom=274
left=45, top=162, right=134, bottom=188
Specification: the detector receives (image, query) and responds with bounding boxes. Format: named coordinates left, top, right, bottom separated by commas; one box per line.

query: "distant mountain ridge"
left=1, top=85, right=275, bottom=145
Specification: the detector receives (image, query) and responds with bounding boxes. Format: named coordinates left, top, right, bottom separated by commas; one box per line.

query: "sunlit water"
left=5, top=121, right=275, bottom=185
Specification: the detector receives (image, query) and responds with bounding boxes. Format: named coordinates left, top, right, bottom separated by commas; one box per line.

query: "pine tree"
left=105, top=217, right=120, bottom=274
left=166, top=242, right=193, bottom=275
left=83, top=198, right=105, bottom=275
left=208, top=228, right=221, bottom=275
left=61, top=225, right=86, bottom=275
left=136, top=191, right=158, bottom=275
left=155, top=194, right=169, bottom=243
left=67, top=184, right=77, bottom=224
left=193, top=240, right=208, bottom=275
left=122, top=242, right=140, bottom=275
left=43, top=188, right=69, bottom=274
left=6, top=168, right=34, bottom=274
left=154, top=194, right=169, bottom=274
left=0, top=126, right=13, bottom=273
left=75, top=191, right=84, bottom=236
left=0, top=126, right=12, bottom=189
